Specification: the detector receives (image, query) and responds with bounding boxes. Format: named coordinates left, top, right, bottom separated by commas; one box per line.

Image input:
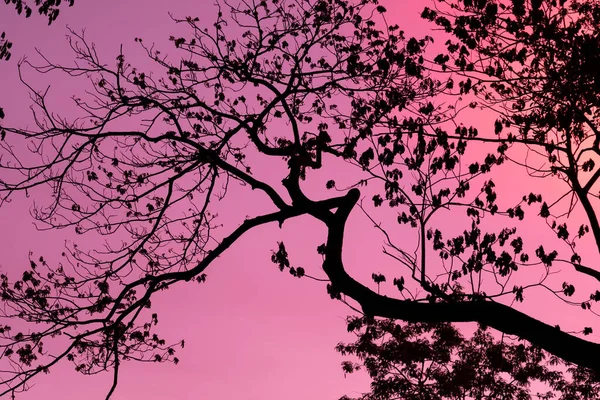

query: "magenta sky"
left=0, top=0, right=598, bottom=399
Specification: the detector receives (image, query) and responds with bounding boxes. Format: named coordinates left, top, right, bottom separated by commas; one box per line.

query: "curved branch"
left=320, top=188, right=600, bottom=372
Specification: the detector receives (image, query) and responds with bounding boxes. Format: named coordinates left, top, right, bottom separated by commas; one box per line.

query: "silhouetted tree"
left=1, top=0, right=600, bottom=397
left=337, top=317, right=600, bottom=400
left=337, top=0, right=600, bottom=398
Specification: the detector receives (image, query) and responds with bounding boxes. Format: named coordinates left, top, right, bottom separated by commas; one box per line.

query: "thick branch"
left=321, top=188, right=600, bottom=372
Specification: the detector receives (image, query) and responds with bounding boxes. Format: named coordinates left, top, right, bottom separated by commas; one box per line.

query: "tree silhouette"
left=0, top=0, right=600, bottom=397
left=337, top=317, right=600, bottom=400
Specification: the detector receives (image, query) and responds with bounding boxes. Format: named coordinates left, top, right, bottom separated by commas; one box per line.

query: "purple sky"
left=1, top=0, right=598, bottom=399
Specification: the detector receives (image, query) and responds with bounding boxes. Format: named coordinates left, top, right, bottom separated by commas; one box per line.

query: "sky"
left=0, top=0, right=599, bottom=399
left=0, top=1, right=394, bottom=399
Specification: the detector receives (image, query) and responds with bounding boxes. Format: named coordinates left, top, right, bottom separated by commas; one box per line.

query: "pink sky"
left=0, top=1, right=389, bottom=399
left=1, top=0, right=598, bottom=399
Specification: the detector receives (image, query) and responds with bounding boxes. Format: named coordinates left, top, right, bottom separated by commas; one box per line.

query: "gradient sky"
left=0, top=1, right=598, bottom=399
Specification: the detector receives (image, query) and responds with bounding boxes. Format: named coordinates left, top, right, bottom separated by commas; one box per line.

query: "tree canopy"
left=337, top=317, right=599, bottom=399
left=0, top=0, right=600, bottom=398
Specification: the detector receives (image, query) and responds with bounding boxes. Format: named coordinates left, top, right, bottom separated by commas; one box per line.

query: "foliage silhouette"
left=1, top=0, right=75, bottom=61
left=0, top=0, right=600, bottom=398
left=338, top=317, right=600, bottom=400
